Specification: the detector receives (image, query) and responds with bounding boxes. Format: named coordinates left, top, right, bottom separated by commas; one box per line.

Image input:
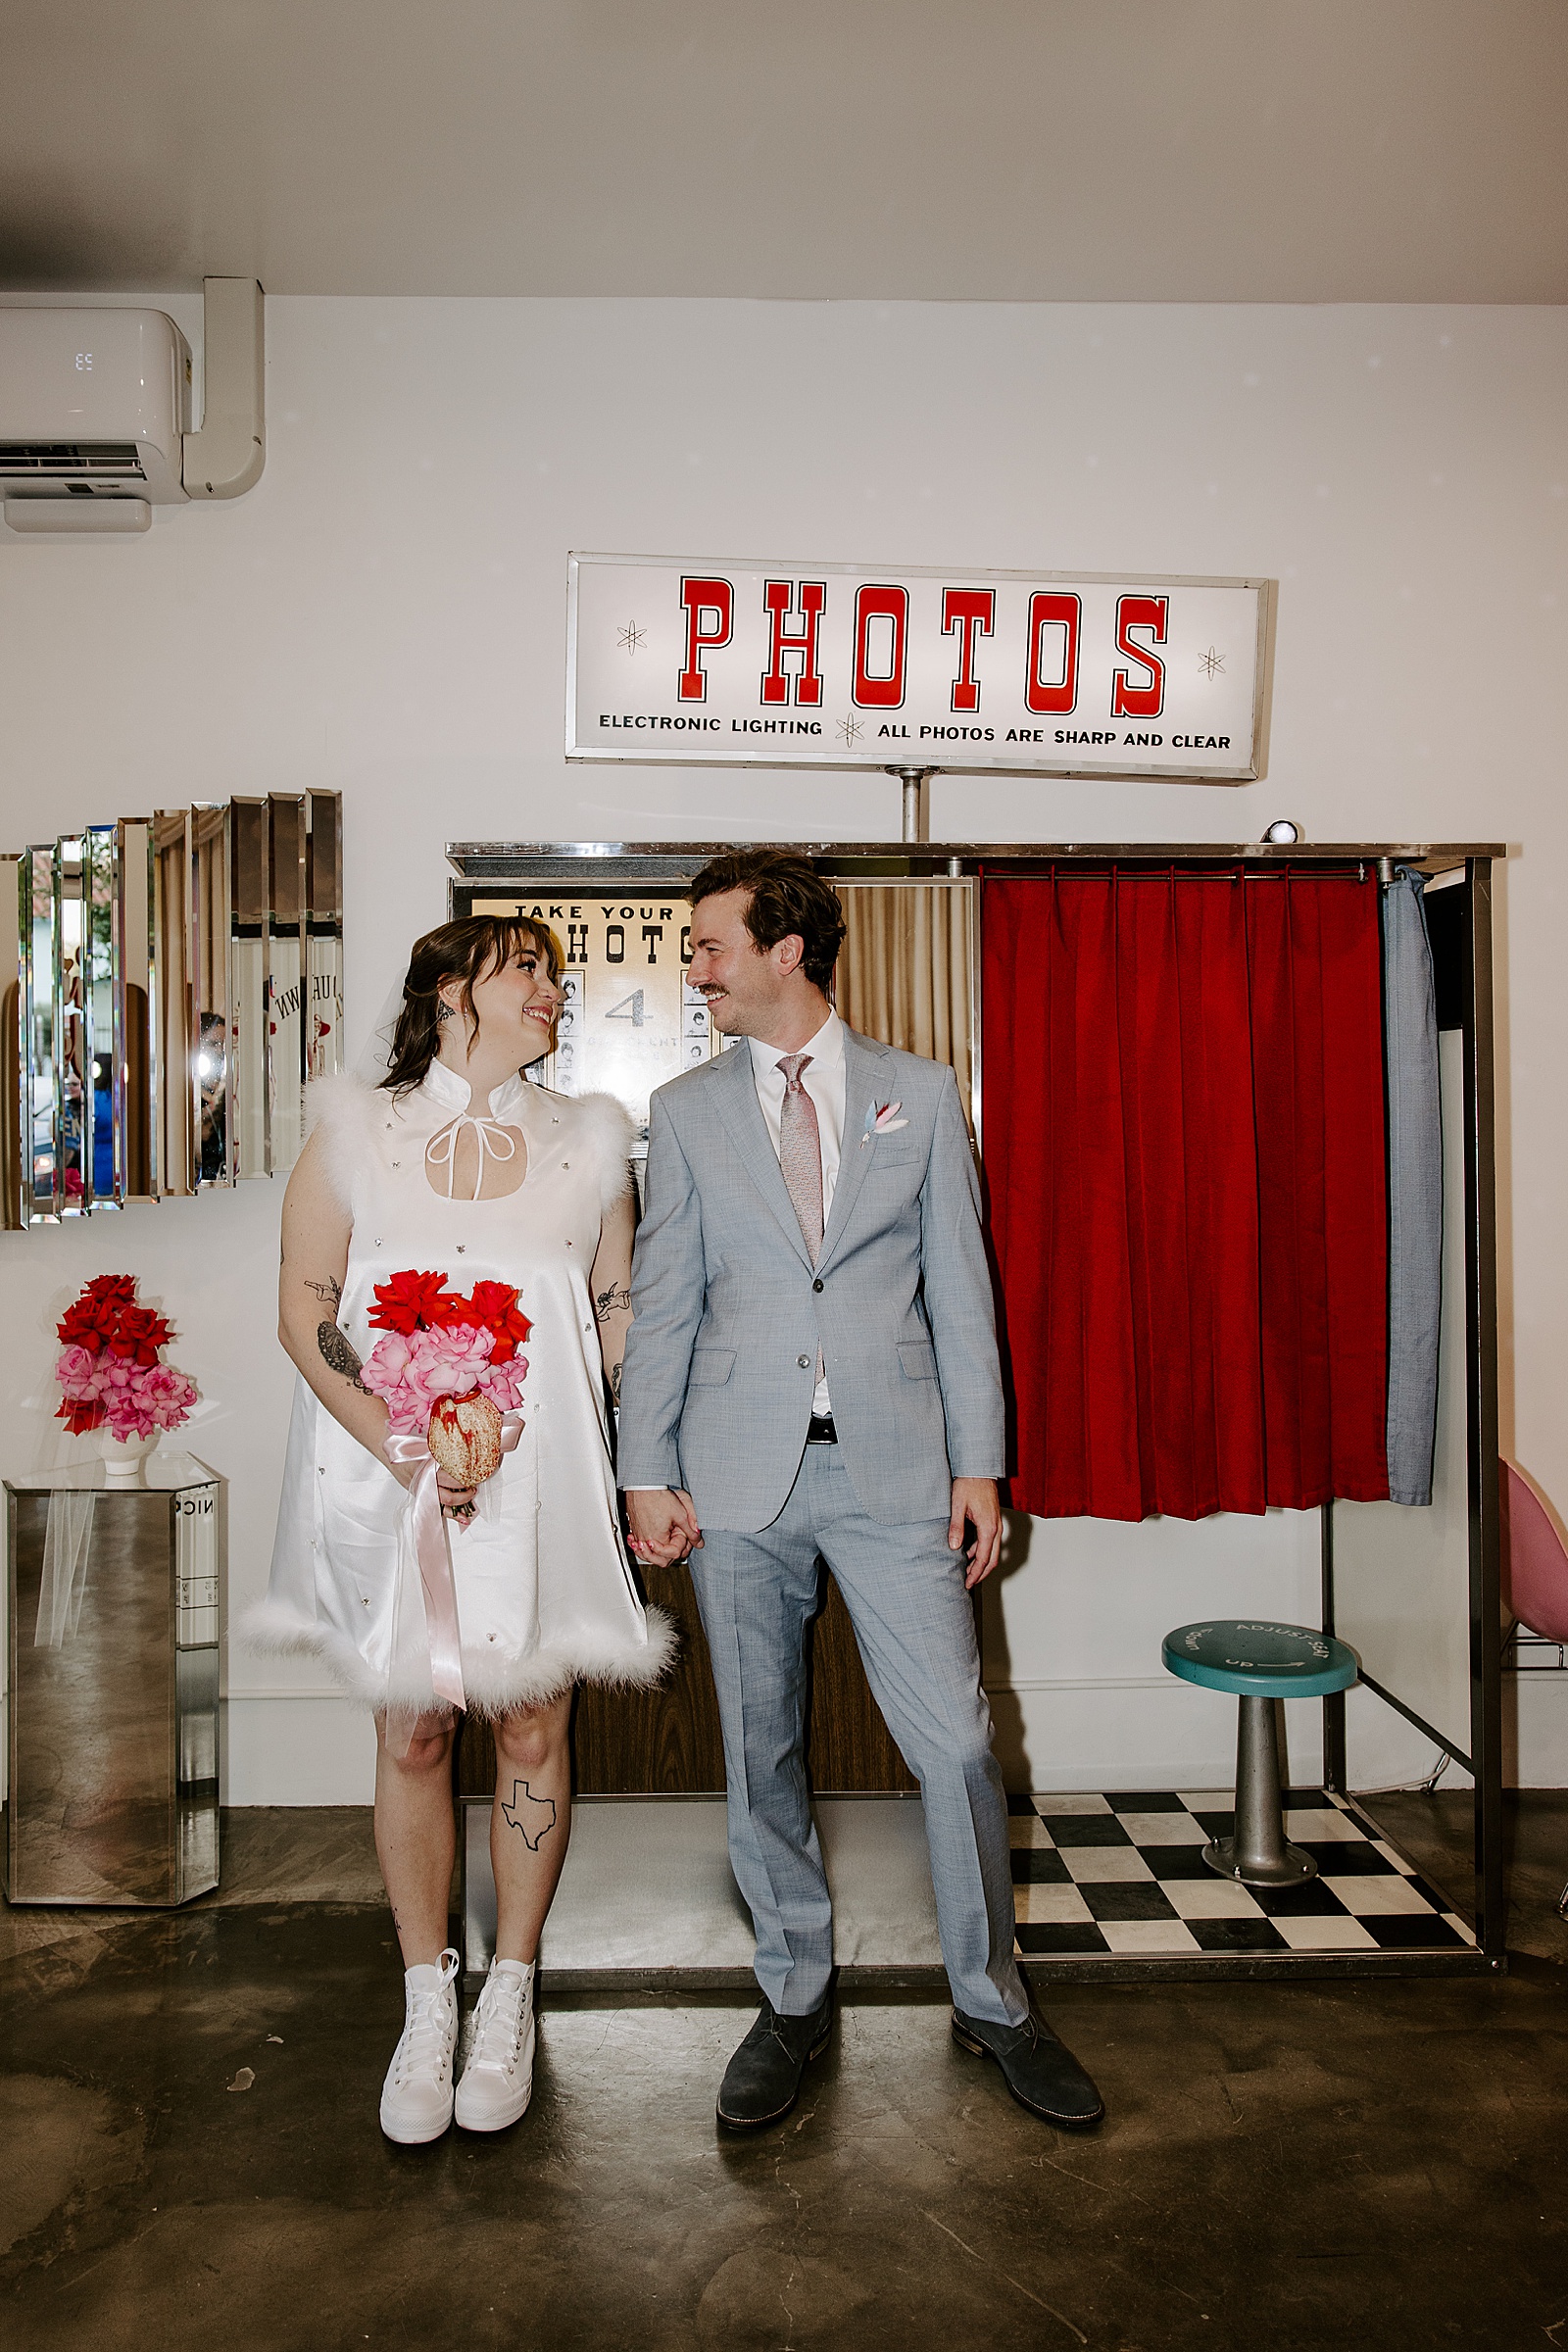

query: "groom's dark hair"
left=689, top=849, right=847, bottom=990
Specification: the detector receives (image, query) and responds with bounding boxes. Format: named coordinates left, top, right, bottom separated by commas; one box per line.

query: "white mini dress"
left=246, top=1064, right=673, bottom=1716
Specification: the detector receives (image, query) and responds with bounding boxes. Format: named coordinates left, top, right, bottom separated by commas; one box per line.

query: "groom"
left=618, top=849, right=1102, bottom=2133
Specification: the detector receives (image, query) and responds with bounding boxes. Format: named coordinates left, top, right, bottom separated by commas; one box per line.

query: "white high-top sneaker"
left=379, top=1948, right=460, bottom=2145
left=454, top=1957, right=536, bottom=2132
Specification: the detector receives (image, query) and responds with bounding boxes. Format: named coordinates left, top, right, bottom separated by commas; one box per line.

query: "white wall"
left=2, top=295, right=1564, bottom=1798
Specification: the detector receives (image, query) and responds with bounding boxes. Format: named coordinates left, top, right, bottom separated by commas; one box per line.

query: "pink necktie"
left=776, top=1054, right=824, bottom=1263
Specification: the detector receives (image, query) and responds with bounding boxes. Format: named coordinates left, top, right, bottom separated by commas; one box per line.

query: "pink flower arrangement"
left=359, top=1271, right=530, bottom=1439
left=359, top=1321, right=526, bottom=1435
left=54, top=1275, right=198, bottom=1442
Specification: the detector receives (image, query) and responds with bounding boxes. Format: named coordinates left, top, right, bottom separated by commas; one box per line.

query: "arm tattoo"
left=500, top=1780, right=558, bottom=1849
left=305, top=1275, right=343, bottom=1309
left=610, top=1360, right=622, bottom=1404
left=594, top=1281, right=631, bottom=1323
left=317, top=1321, right=369, bottom=1393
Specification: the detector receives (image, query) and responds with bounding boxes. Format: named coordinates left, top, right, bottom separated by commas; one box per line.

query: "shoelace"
left=468, top=1971, right=531, bottom=2070
left=394, top=1985, right=457, bottom=2085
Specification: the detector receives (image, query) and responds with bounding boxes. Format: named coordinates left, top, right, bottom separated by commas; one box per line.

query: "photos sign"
left=567, top=554, right=1271, bottom=782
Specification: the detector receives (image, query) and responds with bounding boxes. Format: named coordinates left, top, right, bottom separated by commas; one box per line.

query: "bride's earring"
left=436, top=1003, right=455, bottom=1023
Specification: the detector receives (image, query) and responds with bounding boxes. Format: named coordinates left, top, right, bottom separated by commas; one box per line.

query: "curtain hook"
left=1357, top=861, right=1366, bottom=884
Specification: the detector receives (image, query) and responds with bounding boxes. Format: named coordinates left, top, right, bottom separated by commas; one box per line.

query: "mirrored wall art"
left=3, top=794, right=343, bottom=1224
left=0, top=856, right=21, bottom=1230
left=24, top=846, right=58, bottom=1222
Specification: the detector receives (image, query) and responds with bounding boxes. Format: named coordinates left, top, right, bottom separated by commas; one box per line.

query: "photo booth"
left=448, top=834, right=1503, bottom=1984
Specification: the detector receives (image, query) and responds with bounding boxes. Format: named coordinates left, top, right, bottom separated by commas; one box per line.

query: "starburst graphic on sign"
left=1198, top=646, right=1226, bottom=680
left=836, top=714, right=864, bottom=747
left=616, top=621, right=647, bottom=656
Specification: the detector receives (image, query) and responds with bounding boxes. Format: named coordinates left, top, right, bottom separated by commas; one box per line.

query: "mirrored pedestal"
left=5, top=1450, right=221, bottom=1906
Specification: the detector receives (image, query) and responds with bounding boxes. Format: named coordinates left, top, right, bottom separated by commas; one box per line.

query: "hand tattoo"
left=305, top=1276, right=343, bottom=1309
left=500, top=1780, right=558, bottom=1849
left=318, top=1321, right=369, bottom=1392
left=594, top=1281, right=631, bottom=1323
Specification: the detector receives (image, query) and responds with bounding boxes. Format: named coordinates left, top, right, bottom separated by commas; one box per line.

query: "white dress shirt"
left=629, top=1009, right=847, bottom=1486
left=749, top=1008, right=845, bottom=1414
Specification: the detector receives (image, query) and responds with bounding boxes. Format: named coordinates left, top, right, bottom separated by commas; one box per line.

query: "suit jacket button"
left=812, top=1278, right=823, bottom=1292
left=797, top=1354, right=811, bottom=1369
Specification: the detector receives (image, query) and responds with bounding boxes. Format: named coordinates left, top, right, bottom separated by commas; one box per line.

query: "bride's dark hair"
left=380, top=915, right=564, bottom=1096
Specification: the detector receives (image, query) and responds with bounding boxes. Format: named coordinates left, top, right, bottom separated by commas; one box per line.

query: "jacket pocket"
left=898, top=1340, right=938, bottom=1382
left=688, top=1348, right=737, bottom=1387
left=867, top=1137, right=921, bottom=1168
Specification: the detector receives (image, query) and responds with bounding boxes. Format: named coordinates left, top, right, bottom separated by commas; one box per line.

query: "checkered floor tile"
left=1008, top=1789, right=1477, bottom=1958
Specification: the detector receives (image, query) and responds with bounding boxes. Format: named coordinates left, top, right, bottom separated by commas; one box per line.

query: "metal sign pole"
left=890, top=766, right=935, bottom=845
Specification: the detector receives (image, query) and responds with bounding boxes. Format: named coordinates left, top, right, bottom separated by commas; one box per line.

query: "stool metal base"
left=1202, top=1836, right=1317, bottom=1887
left=1202, top=1691, right=1319, bottom=1889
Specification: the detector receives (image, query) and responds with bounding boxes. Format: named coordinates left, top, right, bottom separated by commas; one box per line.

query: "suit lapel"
left=816, top=1029, right=892, bottom=1274
left=710, top=1042, right=815, bottom=1271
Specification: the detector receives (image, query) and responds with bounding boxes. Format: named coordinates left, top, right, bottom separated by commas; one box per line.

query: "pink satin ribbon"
left=382, top=1411, right=524, bottom=1712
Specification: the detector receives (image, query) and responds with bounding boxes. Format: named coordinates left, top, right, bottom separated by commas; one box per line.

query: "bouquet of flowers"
left=361, top=1270, right=531, bottom=1486
left=54, top=1274, right=198, bottom=1441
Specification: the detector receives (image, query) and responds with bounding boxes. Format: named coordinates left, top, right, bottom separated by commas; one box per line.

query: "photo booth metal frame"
left=449, top=836, right=1505, bottom=1984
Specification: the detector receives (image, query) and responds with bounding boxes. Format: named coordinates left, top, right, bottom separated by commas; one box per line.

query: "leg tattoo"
left=500, top=1781, right=558, bottom=1850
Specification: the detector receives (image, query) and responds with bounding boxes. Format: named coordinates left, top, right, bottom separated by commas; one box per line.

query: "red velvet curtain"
left=982, top=868, right=1390, bottom=1521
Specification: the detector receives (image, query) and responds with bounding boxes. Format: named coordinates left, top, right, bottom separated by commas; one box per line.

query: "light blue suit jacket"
left=617, top=1025, right=1005, bottom=1530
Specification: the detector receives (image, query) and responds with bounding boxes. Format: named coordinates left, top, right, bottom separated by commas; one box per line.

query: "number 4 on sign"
left=606, top=990, right=646, bottom=1027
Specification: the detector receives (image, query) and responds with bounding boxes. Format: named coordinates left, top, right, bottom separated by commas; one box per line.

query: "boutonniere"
left=859, top=1100, right=907, bottom=1146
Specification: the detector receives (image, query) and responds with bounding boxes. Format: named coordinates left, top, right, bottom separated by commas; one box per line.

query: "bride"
left=247, top=916, right=672, bottom=2143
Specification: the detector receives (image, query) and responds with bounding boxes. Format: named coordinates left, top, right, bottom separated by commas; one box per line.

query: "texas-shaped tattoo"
left=500, top=1780, right=558, bottom=1849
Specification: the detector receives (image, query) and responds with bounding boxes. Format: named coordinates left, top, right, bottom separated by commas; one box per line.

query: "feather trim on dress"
left=237, top=1595, right=677, bottom=1717
left=558, top=1089, right=637, bottom=1214
left=305, top=1071, right=391, bottom=1216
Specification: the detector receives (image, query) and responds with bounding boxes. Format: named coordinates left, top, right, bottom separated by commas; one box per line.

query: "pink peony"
left=361, top=1321, right=526, bottom=1438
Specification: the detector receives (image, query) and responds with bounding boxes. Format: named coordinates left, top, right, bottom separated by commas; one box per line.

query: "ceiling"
left=3, top=0, right=1565, bottom=303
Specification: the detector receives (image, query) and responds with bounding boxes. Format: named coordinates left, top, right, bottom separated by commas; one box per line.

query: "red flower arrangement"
left=362, top=1271, right=531, bottom=1485
left=54, top=1274, right=198, bottom=1441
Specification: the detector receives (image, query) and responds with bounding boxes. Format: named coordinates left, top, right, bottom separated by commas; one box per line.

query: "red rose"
left=466, top=1280, right=531, bottom=1362
left=56, top=1398, right=105, bottom=1435
left=109, top=1305, right=172, bottom=1366
left=57, top=1301, right=108, bottom=1350
left=368, top=1270, right=458, bottom=1336
left=84, top=1274, right=137, bottom=1304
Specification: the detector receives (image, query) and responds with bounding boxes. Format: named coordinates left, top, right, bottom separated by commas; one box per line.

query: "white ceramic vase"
left=101, top=1431, right=159, bottom=1488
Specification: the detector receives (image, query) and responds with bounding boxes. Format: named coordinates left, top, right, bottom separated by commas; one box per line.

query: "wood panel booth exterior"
left=447, top=838, right=1504, bottom=1979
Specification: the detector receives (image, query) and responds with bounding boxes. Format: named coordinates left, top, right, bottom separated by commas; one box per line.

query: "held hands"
left=949, top=1477, right=1003, bottom=1589
left=626, top=1487, right=704, bottom=1568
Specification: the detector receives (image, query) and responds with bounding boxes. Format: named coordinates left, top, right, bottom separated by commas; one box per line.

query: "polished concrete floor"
left=2, top=1793, right=1566, bottom=2351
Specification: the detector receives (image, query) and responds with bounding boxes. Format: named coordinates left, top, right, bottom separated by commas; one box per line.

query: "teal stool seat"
left=1161, top=1620, right=1359, bottom=1887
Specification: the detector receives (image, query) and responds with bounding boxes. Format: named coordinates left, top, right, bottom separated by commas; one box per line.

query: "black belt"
left=807, top=1414, right=838, bottom=1445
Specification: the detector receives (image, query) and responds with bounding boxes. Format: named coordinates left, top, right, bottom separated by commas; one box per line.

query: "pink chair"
left=1500, top=1460, right=1568, bottom=1917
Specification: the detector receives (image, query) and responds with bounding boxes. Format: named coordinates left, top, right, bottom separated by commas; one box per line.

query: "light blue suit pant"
left=691, top=1444, right=1028, bottom=2027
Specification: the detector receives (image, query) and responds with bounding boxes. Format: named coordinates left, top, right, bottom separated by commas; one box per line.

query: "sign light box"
left=567, top=554, right=1273, bottom=782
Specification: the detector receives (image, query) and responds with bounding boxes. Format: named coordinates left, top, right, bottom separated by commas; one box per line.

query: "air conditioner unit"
left=0, top=307, right=191, bottom=532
